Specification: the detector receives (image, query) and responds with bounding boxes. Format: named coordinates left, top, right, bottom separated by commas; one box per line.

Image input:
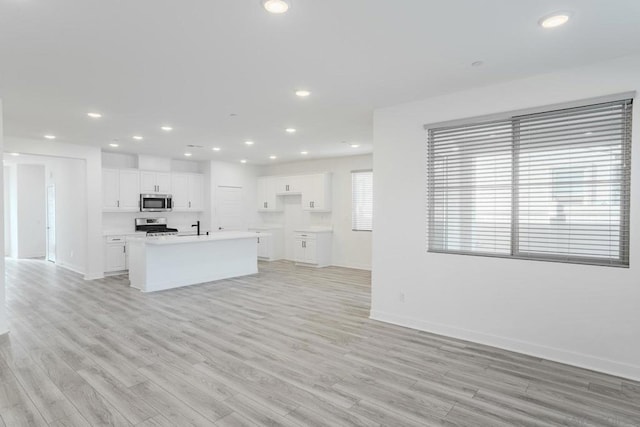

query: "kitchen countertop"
left=131, top=231, right=259, bottom=246
left=249, top=225, right=284, bottom=230
left=293, top=227, right=333, bottom=233
left=103, top=230, right=147, bottom=237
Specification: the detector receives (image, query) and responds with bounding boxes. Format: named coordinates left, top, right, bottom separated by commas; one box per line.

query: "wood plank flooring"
left=1, top=258, right=639, bottom=426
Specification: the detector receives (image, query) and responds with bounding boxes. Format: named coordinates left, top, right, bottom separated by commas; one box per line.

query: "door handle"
left=117, top=200, right=120, bottom=208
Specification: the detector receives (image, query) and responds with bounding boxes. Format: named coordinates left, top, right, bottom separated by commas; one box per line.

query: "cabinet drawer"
left=106, top=236, right=126, bottom=243
left=294, top=233, right=316, bottom=240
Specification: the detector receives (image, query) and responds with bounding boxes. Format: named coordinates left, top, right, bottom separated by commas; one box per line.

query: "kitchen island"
left=127, top=231, right=259, bottom=292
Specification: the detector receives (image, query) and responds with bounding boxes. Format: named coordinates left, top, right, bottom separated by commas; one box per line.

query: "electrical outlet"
left=70, top=251, right=74, bottom=258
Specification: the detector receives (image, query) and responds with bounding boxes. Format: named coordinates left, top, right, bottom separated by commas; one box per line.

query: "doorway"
left=46, top=185, right=56, bottom=263
left=216, top=186, right=243, bottom=230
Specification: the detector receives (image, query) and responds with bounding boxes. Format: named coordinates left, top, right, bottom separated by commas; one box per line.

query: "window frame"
left=426, top=95, right=633, bottom=268
left=351, top=169, right=373, bottom=232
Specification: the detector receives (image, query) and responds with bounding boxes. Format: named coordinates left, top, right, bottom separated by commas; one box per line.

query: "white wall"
left=0, top=100, right=7, bottom=335
left=372, top=54, right=640, bottom=381
left=50, top=157, right=87, bottom=273
left=263, top=154, right=373, bottom=270
left=4, top=137, right=103, bottom=280
left=13, top=165, right=46, bottom=258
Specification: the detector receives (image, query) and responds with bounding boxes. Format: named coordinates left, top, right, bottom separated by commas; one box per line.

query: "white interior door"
left=46, top=185, right=56, bottom=263
left=216, top=186, right=243, bottom=231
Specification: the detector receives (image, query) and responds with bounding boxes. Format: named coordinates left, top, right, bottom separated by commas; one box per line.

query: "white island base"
left=128, top=232, right=259, bottom=293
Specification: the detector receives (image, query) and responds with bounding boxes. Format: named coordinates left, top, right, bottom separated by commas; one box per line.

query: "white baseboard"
left=331, top=263, right=372, bottom=271
left=84, top=273, right=105, bottom=281
left=370, top=310, right=640, bottom=382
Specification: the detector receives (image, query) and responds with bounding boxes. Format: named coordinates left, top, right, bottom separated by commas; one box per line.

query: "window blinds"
left=428, top=99, right=632, bottom=267
left=352, top=170, right=373, bottom=231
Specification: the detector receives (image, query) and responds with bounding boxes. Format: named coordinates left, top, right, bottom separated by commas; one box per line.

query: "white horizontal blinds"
left=352, top=170, right=373, bottom=231
left=515, top=100, right=632, bottom=266
left=428, top=120, right=513, bottom=255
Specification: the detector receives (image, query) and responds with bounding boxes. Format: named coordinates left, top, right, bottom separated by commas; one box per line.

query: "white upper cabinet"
left=119, top=170, right=141, bottom=210
left=103, top=169, right=120, bottom=209
left=171, top=173, right=190, bottom=210
left=171, top=173, right=204, bottom=212
left=257, top=177, right=281, bottom=212
left=188, top=174, right=204, bottom=211
left=257, top=173, right=332, bottom=212
left=301, top=173, right=332, bottom=212
left=275, top=175, right=305, bottom=194
left=140, top=171, right=171, bottom=194
left=103, top=169, right=140, bottom=212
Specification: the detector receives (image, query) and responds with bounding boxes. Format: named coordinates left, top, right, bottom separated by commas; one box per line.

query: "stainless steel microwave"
left=140, top=194, right=173, bottom=212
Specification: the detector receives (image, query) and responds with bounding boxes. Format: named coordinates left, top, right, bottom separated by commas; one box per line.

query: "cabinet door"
left=302, top=174, right=331, bottom=211
left=156, top=173, right=172, bottom=194
left=102, top=169, right=120, bottom=209
left=301, top=175, right=315, bottom=210
left=304, top=239, right=317, bottom=263
left=119, top=170, right=140, bottom=210
left=257, top=235, right=270, bottom=258
left=105, top=243, right=126, bottom=272
left=257, top=177, right=278, bottom=211
left=140, top=171, right=157, bottom=193
left=294, top=239, right=306, bottom=262
left=188, top=174, right=204, bottom=211
left=171, top=174, right=189, bottom=210
left=257, top=178, right=267, bottom=210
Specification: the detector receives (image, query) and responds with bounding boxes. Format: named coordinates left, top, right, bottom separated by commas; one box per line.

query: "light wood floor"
left=1, top=259, right=639, bottom=427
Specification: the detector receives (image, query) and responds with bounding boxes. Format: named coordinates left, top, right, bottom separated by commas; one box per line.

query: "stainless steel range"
left=135, top=218, right=179, bottom=237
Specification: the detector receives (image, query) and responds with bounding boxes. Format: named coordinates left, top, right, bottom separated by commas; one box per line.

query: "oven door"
left=140, top=194, right=172, bottom=212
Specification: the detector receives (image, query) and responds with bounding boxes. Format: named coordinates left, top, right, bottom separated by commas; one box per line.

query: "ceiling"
left=1, top=0, right=640, bottom=164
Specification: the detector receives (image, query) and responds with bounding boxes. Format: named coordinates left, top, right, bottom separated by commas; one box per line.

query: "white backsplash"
left=103, top=212, right=205, bottom=234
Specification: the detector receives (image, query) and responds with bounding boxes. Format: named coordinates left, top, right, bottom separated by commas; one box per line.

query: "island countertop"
left=136, top=231, right=259, bottom=246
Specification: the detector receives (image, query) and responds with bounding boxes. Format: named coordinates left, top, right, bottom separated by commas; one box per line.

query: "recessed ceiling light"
left=245, top=140, right=254, bottom=146
left=240, top=159, right=247, bottom=164
left=285, top=128, right=297, bottom=133
left=295, top=90, right=311, bottom=97
left=184, top=152, right=192, bottom=157
left=9, top=153, right=19, bottom=157
left=350, top=144, right=360, bottom=148
left=212, top=147, right=221, bottom=151
left=109, top=143, right=119, bottom=148
left=87, top=112, right=102, bottom=118
left=300, top=151, right=308, bottom=155
left=539, top=12, right=571, bottom=28
left=161, top=126, right=173, bottom=131
left=133, top=135, right=143, bottom=140
left=263, top=0, right=290, bottom=14
left=44, top=135, right=56, bottom=140
left=584, top=131, right=594, bottom=136
left=269, top=155, right=277, bottom=160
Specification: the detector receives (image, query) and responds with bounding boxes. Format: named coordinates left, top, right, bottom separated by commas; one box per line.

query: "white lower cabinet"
left=250, top=227, right=284, bottom=261
left=104, top=236, right=127, bottom=273
left=293, top=231, right=331, bottom=267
